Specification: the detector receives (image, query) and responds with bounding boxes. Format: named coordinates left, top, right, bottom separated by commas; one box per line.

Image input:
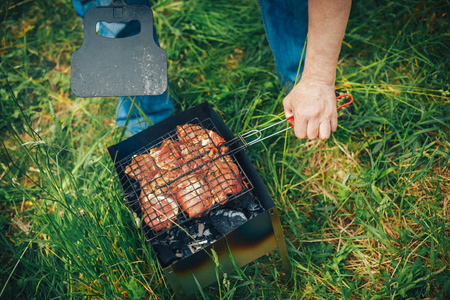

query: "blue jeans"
left=259, top=0, right=308, bottom=87
left=72, top=0, right=307, bottom=134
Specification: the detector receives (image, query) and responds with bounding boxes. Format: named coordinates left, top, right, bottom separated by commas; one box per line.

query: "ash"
left=150, top=192, right=264, bottom=267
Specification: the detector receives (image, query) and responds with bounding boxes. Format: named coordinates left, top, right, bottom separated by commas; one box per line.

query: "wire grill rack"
left=114, top=118, right=253, bottom=240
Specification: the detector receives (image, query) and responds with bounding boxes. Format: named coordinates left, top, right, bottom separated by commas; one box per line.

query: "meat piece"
left=140, top=174, right=168, bottom=196
left=126, top=139, right=184, bottom=197
left=172, top=174, right=212, bottom=218
left=177, top=124, right=228, bottom=154
left=141, top=169, right=183, bottom=197
left=177, top=126, right=229, bottom=175
left=124, top=153, right=158, bottom=182
left=178, top=143, right=211, bottom=175
left=151, top=139, right=182, bottom=170
left=206, top=155, right=243, bottom=204
left=140, top=192, right=179, bottom=232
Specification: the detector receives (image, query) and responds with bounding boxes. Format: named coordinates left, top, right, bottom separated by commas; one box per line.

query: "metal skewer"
left=225, top=94, right=354, bottom=153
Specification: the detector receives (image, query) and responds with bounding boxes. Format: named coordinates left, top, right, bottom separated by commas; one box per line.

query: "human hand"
left=283, top=77, right=338, bottom=140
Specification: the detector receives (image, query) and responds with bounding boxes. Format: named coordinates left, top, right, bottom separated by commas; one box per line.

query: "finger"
left=331, top=109, right=338, bottom=132
left=307, top=117, right=320, bottom=140
left=318, top=120, right=331, bottom=140
left=294, top=115, right=307, bottom=139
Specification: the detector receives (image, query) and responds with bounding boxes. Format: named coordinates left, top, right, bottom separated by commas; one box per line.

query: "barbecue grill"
left=113, top=117, right=253, bottom=238
left=108, top=102, right=290, bottom=297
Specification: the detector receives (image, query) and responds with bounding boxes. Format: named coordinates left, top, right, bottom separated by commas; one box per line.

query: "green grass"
left=1, top=0, right=449, bottom=299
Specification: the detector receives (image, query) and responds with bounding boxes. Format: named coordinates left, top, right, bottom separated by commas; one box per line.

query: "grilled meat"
left=177, top=124, right=229, bottom=154
left=172, top=173, right=213, bottom=218
left=125, top=123, right=244, bottom=230
left=140, top=192, right=179, bottom=232
left=178, top=143, right=212, bottom=175
left=151, top=139, right=182, bottom=170
left=124, top=153, right=158, bottom=181
left=207, top=155, right=242, bottom=204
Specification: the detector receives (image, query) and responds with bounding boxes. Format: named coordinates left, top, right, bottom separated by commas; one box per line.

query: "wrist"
left=301, top=56, right=337, bottom=85
left=301, top=42, right=340, bottom=86
left=300, top=69, right=336, bottom=87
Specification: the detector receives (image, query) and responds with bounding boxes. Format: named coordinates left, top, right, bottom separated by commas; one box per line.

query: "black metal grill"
left=108, top=103, right=290, bottom=296
left=114, top=117, right=253, bottom=239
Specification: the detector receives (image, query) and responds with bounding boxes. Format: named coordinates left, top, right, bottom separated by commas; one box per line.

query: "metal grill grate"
left=115, top=118, right=253, bottom=240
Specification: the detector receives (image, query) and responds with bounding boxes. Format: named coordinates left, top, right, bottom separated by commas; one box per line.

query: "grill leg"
left=269, top=207, right=292, bottom=275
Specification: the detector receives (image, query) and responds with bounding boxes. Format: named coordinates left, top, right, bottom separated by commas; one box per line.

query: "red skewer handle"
left=336, top=94, right=354, bottom=110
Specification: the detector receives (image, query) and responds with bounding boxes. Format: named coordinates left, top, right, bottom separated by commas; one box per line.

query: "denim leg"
left=115, top=92, right=173, bottom=135
left=258, top=0, right=308, bottom=88
left=114, top=12, right=174, bottom=135
left=72, top=0, right=97, bottom=17
left=72, top=0, right=174, bottom=135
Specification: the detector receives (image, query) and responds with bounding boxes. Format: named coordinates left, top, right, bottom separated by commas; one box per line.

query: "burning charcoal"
left=210, top=209, right=248, bottom=235
left=148, top=192, right=263, bottom=263
left=202, top=229, right=212, bottom=238
left=247, top=199, right=264, bottom=219
left=179, top=244, right=191, bottom=256
left=223, top=193, right=254, bottom=211
left=152, top=244, right=177, bottom=266
left=187, top=240, right=209, bottom=254
left=198, top=223, right=205, bottom=237
left=171, top=221, right=202, bottom=247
